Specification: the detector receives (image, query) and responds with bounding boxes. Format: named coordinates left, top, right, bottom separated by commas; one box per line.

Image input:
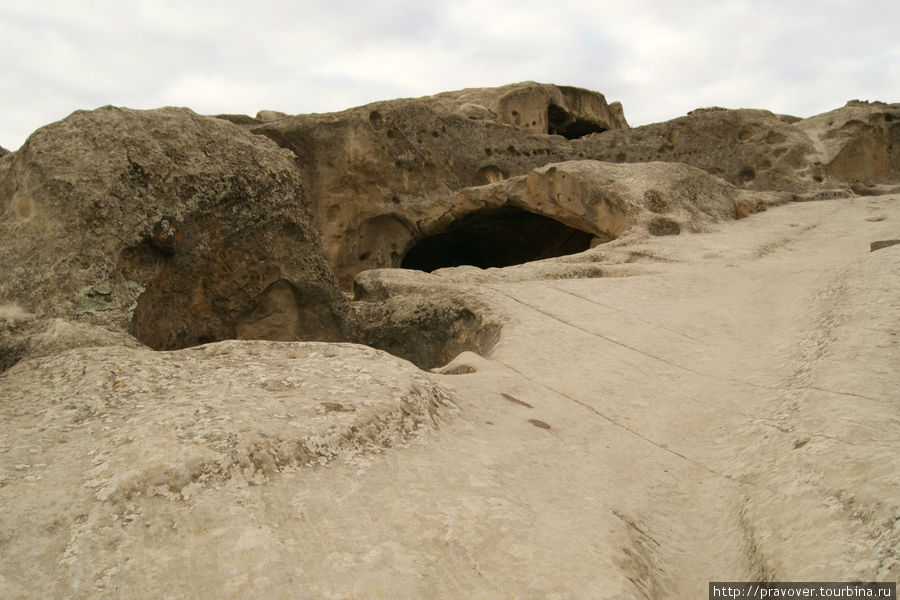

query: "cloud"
left=1, top=0, right=898, bottom=150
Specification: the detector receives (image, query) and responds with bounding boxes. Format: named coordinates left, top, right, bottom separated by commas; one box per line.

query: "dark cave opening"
left=547, top=104, right=608, bottom=139
left=400, top=207, right=594, bottom=272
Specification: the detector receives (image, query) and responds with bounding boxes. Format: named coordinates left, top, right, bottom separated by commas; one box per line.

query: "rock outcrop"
left=795, top=100, right=900, bottom=189
left=249, top=82, right=629, bottom=287
left=1, top=83, right=899, bottom=599
left=0, top=304, right=143, bottom=373
left=0, top=145, right=8, bottom=157
left=247, top=84, right=898, bottom=287
left=0, top=106, right=352, bottom=350
left=574, top=101, right=900, bottom=193
left=403, top=160, right=780, bottom=267
left=351, top=269, right=502, bottom=370
left=425, top=81, right=629, bottom=137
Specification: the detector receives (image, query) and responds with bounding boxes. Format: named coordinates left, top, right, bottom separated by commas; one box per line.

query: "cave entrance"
left=400, top=207, right=594, bottom=272
left=547, top=104, right=608, bottom=139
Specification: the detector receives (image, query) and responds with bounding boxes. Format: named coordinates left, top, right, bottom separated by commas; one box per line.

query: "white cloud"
left=1, top=0, right=898, bottom=150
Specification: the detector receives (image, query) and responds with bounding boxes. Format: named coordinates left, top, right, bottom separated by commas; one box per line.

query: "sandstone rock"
left=428, top=81, right=629, bottom=137
left=327, top=160, right=784, bottom=280
left=795, top=100, right=900, bottom=185
left=251, top=82, right=630, bottom=287
left=249, top=85, right=895, bottom=288
left=0, top=340, right=454, bottom=598
left=574, top=108, right=818, bottom=192
left=211, top=112, right=262, bottom=127
left=0, top=106, right=351, bottom=350
left=256, top=109, right=288, bottom=122
left=0, top=304, right=143, bottom=373
left=573, top=101, right=900, bottom=193
left=351, top=269, right=502, bottom=369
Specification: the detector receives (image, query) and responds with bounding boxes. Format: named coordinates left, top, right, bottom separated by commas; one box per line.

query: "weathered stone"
left=352, top=269, right=502, bottom=369
left=250, top=85, right=899, bottom=287
left=251, top=82, right=629, bottom=287
left=376, top=160, right=784, bottom=274
left=573, top=101, right=900, bottom=192
left=0, top=340, right=455, bottom=598
left=574, top=108, right=817, bottom=192
left=427, top=81, right=629, bottom=137
left=796, top=100, right=900, bottom=185
left=0, top=106, right=351, bottom=350
left=0, top=304, right=143, bottom=373
left=256, top=109, right=289, bottom=122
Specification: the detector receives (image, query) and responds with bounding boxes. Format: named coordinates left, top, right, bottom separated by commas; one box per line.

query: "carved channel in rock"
left=401, top=207, right=594, bottom=272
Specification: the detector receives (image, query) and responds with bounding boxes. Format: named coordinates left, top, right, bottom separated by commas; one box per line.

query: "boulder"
left=0, top=106, right=352, bottom=350
left=256, top=109, right=288, bottom=122
left=351, top=269, right=502, bottom=370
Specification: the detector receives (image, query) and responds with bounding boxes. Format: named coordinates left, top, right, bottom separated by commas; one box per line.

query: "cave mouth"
left=547, top=104, right=608, bottom=139
left=400, top=207, right=594, bottom=272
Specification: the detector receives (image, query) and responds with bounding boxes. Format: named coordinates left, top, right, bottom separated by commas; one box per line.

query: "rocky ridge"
left=241, top=85, right=899, bottom=286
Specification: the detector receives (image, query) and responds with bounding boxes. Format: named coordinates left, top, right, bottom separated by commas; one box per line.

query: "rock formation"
left=248, top=82, right=625, bottom=287
left=0, top=83, right=898, bottom=598
left=240, top=84, right=898, bottom=287
left=574, top=100, right=900, bottom=193
left=0, top=106, right=352, bottom=351
left=0, top=340, right=455, bottom=598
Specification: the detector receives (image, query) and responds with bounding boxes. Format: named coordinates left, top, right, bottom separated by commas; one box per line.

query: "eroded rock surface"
left=796, top=100, right=900, bottom=188
left=574, top=101, right=900, bottom=193
left=250, top=82, right=629, bottom=286
left=0, top=304, right=143, bottom=373
left=0, top=106, right=351, bottom=349
left=249, top=84, right=897, bottom=287
left=351, top=269, right=503, bottom=369
left=334, top=160, right=783, bottom=277
left=0, top=341, right=454, bottom=599
left=1, top=83, right=898, bottom=599
left=425, top=81, right=629, bottom=137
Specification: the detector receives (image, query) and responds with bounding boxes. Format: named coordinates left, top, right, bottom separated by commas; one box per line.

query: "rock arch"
left=400, top=207, right=594, bottom=272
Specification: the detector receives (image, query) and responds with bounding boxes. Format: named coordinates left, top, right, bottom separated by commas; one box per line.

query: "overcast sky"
left=1, top=0, right=898, bottom=150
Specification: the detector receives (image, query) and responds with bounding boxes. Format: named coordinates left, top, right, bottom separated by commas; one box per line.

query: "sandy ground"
left=1, top=194, right=897, bottom=599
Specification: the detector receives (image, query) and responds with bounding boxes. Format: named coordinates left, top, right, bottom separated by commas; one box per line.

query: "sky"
left=1, top=0, right=898, bottom=151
